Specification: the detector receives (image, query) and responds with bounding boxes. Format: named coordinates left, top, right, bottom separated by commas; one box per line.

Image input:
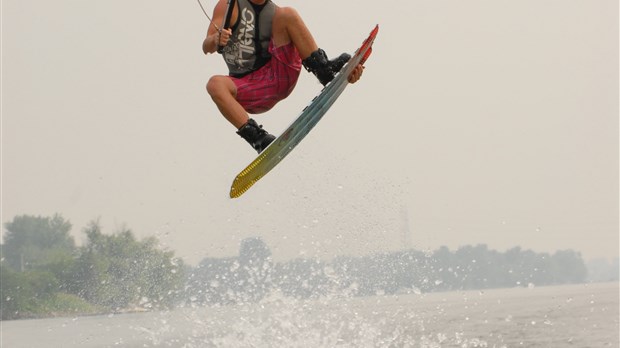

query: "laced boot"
left=236, top=118, right=276, bottom=153
left=302, top=48, right=351, bottom=86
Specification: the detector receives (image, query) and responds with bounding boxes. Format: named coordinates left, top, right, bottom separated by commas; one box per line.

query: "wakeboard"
left=230, top=25, right=379, bottom=198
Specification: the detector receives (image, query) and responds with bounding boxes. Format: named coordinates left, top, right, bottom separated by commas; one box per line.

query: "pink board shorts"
left=231, top=40, right=302, bottom=114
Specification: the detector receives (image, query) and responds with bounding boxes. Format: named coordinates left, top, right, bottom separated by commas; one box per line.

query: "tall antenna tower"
left=400, top=206, right=412, bottom=250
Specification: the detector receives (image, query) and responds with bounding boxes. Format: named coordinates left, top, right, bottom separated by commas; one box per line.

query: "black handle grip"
left=217, top=0, right=235, bottom=54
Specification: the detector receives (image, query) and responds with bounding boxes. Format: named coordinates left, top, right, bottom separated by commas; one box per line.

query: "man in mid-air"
left=203, top=0, right=364, bottom=153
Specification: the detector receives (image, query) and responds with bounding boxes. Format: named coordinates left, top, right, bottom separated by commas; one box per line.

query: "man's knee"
left=206, top=75, right=233, bottom=99
left=275, top=7, right=301, bottom=24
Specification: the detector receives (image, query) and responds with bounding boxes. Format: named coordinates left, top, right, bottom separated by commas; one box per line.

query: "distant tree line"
left=1, top=214, right=600, bottom=320
left=186, top=239, right=590, bottom=305
left=587, top=258, right=620, bottom=283
left=1, top=215, right=185, bottom=320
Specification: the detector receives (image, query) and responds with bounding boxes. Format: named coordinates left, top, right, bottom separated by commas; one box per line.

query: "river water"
left=2, top=282, right=618, bottom=347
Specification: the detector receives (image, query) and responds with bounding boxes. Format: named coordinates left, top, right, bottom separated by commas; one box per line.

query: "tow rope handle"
left=217, top=0, right=235, bottom=54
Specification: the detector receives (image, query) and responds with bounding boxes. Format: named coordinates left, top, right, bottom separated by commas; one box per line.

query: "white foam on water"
left=146, top=289, right=494, bottom=348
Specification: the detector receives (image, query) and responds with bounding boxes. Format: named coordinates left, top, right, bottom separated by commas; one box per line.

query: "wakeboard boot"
left=236, top=118, right=276, bottom=154
left=302, top=49, right=351, bottom=86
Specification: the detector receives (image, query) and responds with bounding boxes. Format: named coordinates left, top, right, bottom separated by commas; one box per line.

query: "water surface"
left=2, top=282, right=618, bottom=347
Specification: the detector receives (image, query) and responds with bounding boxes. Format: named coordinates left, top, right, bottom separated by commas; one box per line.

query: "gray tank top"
left=221, top=0, right=275, bottom=77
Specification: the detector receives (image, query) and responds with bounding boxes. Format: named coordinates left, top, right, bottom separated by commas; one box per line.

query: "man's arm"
left=202, top=0, right=231, bottom=54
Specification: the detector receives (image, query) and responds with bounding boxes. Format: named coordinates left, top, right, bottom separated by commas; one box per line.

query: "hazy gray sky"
left=2, top=0, right=618, bottom=264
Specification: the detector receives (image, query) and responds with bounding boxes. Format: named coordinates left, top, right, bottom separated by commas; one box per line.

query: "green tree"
left=550, top=250, right=588, bottom=284
left=72, top=220, right=184, bottom=310
left=3, top=214, right=75, bottom=272
left=0, top=264, right=59, bottom=320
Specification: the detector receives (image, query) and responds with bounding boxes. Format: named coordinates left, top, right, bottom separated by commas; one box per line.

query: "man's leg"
left=271, top=7, right=351, bottom=86
left=271, top=7, right=318, bottom=60
left=207, top=75, right=275, bottom=153
left=206, top=75, right=248, bottom=129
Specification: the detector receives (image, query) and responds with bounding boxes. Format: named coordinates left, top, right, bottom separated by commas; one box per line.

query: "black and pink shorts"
left=231, top=39, right=302, bottom=114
